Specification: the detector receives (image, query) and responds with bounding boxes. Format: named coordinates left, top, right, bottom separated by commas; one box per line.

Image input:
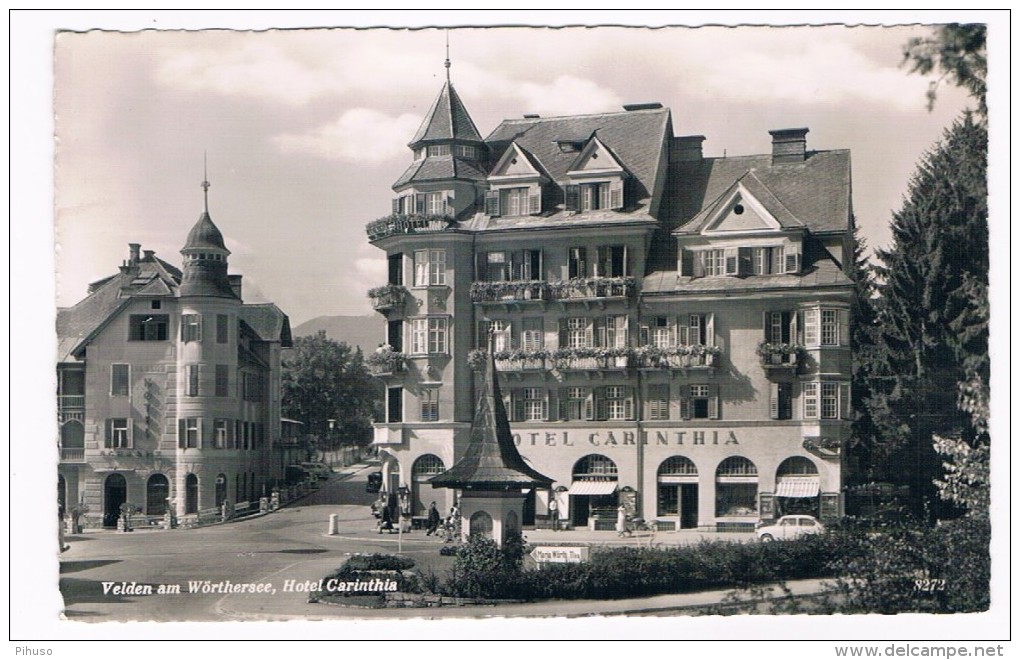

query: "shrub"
left=345, top=553, right=415, bottom=571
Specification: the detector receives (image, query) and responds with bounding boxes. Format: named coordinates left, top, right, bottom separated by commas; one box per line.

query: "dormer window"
left=564, top=136, right=627, bottom=212
left=426, top=144, right=450, bottom=157
left=453, top=144, right=478, bottom=159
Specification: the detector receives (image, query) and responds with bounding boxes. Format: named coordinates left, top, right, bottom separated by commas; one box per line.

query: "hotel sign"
left=512, top=429, right=740, bottom=448
left=530, top=546, right=590, bottom=564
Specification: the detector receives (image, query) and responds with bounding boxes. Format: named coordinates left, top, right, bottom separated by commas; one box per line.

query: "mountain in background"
left=292, top=315, right=382, bottom=353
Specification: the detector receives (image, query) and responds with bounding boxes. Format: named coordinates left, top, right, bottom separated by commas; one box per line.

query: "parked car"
left=755, top=515, right=825, bottom=542
left=301, top=462, right=332, bottom=480
left=366, top=471, right=383, bottom=493
left=285, top=465, right=311, bottom=486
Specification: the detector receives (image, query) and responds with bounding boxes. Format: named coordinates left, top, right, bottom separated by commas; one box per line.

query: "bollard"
left=328, top=514, right=339, bottom=536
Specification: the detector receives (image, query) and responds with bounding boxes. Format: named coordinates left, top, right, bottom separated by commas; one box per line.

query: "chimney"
left=673, top=135, right=705, bottom=163
left=523, top=113, right=540, bottom=119
left=228, top=274, right=243, bottom=300
left=623, top=102, right=663, bottom=111
left=128, top=243, right=141, bottom=265
left=143, top=250, right=155, bottom=261
left=769, top=128, right=809, bottom=164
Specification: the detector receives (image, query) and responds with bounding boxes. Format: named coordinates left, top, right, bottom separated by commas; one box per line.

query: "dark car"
left=366, top=471, right=383, bottom=493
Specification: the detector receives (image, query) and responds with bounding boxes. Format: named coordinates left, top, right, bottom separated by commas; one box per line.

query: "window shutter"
left=595, top=388, right=607, bottom=421
left=513, top=390, right=525, bottom=422
left=477, top=320, right=490, bottom=350
left=705, top=313, right=715, bottom=347
left=446, top=192, right=455, bottom=217
left=585, top=319, right=595, bottom=348
left=609, top=179, right=624, bottom=209
left=585, top=390, right=595, bottom=420
left=529, top=188, right=542, bottom=215
left=790, top=311, right=799, bottom=345
left=772, top=246, right=785, bottom=274
left=762, top=311, right=771, bottom=342
left=391, top=198, right=400, bottom=214
left=679, top=394, right=691, bottom=420
left=624, top=388, right=634, bottom=420
left=677, top=316, right=690, bottom=346
left=197, top=418, right=204, bottom=449
left=839, top=309, right=851, bottom=346
left=769, top=382, right=780, bottom=420
left=127, top=419, right=133, bottom=448
left=178, top=419, right=185, bottom=449
left=785, top=245, right=801, bottom=273
left=724, top=247, right=739, bottom=275
left=693, top=252, right=706, bottom=277
left=415, top=193, right=426, bottom=215
left=738, top=247, right=753, bottom=275
left=544, top=390, right=554, bottom=421
left=593, top=317, right=606, bottom=348
left=840, top=383, right=851, bottom=420
left=708, top=385, right=720, bottom=420
left=680, top=249, right=694, bottom=277
left=639, top=322, right=649, bottom=346
left=484, top=190, right=500, bottom=216
left=557, top=388, right=568, bottom=421
left=564, top=184, right=580, bottom=211
left=558, top=319, right=568, bottom=349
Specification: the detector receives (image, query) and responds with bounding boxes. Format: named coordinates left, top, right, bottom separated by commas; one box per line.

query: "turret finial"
left=444, top=30, right=451, bottom=83
left=201, top=152, right=211, bottom=213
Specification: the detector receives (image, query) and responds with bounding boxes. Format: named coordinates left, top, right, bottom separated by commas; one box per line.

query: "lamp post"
left=327, top=418, right=336, bottom=464
left=397, top=484, right=411, bottom=553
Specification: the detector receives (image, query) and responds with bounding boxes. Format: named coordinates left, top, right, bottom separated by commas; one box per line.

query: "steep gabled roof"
left=239, top=303, right=293, bottom=348
left=430, top=346, right=552, bottom=491
left=408, top=82, right=484, bottom=148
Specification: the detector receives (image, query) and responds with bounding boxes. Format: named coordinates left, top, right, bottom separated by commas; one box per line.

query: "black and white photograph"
left=10, top=9, right=1008, bottom=651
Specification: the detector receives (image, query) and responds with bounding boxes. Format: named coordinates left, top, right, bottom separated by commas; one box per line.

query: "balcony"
left=365, top=349, right=409, bottom=377
left=633, top=346, right=720, bottom=371
left=365, top=213, right=455, bottom=242
left=373, top=424, right=407, bottom=446
left=757, top=342, right=804, bottom=376
left=550, top=348, right=630, bottom=372
left=60, top=447, right=86, bottom=463
left=549, top=276, right=636, bottom=303
left=368, top=284, right=409, bottom=312
left=58, top=395, right=85, bottom=409
left=468, top=350, right=549, bottom=373
left=470, top=281, right=548, bottom=304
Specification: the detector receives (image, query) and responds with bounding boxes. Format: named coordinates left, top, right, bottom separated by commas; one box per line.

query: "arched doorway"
left=715, top=456, right=758, bottom=519
left=215, top=474, right=228, bottom=507
left=411, top=454, right=446, bottom=516
left=103, top=473, right=127, bottom=527
left=775, top=456, right=820, bottom=517
left=57, top=474, right=67, bottom=519
left=657, top=456, right=698, bottom=529
left=469, top=510, right=493, bottom=539
left=184, top=474, right=198, bottom=514
left=146, top=474, right=169, bottom=516
left=569, top=454, right=619, bottom=527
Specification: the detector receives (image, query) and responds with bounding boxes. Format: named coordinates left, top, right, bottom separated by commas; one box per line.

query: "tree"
left=281, top=331, right=382, bottom=449
left=902, top=23, right=987, bottom=120
left=865, top=115, right=988, bottom=520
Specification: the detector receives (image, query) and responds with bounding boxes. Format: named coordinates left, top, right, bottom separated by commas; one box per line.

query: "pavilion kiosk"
left=430, top=335, right=552, bottom=547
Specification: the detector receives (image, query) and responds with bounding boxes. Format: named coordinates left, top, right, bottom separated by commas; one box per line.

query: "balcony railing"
left=365, top=213, right=455, bottom=242
left=470, top=281, right=548, bottom=303
left=548, top=276, right=636, bottom=301
left=60, top=447, right=85, bottom=462
left=368, top=284, right=409, bottom=311
left=58, top=395, right=85, bottom=409
left=757, top=343, right=804, bottom=373
left=632, top=347, right=720, bottom=369
left=551, top=349, right=630, bottom=371
left=366, top=351, right=409, bottom=376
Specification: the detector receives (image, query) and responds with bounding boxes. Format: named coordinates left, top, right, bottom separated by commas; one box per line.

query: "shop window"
left=715, top=457, right=759, bottom=518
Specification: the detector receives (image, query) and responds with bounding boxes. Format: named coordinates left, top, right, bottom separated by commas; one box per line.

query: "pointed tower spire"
left=201, top=152, right=211, bottom=213
left=444, top=30, right=451, bottom=84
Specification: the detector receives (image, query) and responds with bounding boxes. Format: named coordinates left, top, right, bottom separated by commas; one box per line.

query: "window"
left=521, top=388, right=547, bottom=421
left=678, top=313, right=713, bottom=346
left=388, top=253, right=403, bottom=286
left=521, top=317, right=544, bottom=351
left=568, top=247, right=587, bottom=279
left=426, top=144, right=450, bottom=157
left=215, top=364, right=229, bottom=398
left=682, top=384, right=719, bottom=420
left=428, top=318, right=448, bottom=354
left=485, top=251, right=509, bottom=282
left=566, top=317, right=588, bottom=349
left=821, top=382, right=839, bottom=419
left=803, top=382, right=818, bottom=419
left=600, top=386, right=632, bottom=421
left=454, top=144, right=478, bottom=159
left=414, top=249, right=447, bottom=286
left=561, top=387, right=592, bottom=421
left=181, top=314, right=202, bottom=342
left=128, top=314, right=168, bottom=341
left=600, top=315, right=629, bottom=348
left=387, top=387, right=403, bottom=423
left=178, top=418, right=199, bottom=449
left=698, top=250, right=726, bottom=277
left=647, top=384, right=670, bottom=420
left=111, top=364, right=129, bottom=396
left=426, top=192, right=447, bottom=215
left=596, top=245, right=627, bottom=277
left=516, top=250, right=542, bottom=281
left=770, top=382, right=794, bottom=420
left=185, top=364, right=199, bottom=397
left=800, top=307, right=849, bottom=347
left=753, top=246, right=785, bottom=275
left=651, top=317, right=672, bottom=348
left=580, top=182, right=610, bottom=211
left=766, top=311, right=794, bottom=344
left=821, top=309, right=839, bottom=346
left=214, top=419, right=229, bottom=449
left=387, top=320, right=403, bottom=352
left=499, top=188, right=529, bottom=217
left=420, top=388, right=439, bottom=422
left=217, top=314, right=229, bottom=343
left=151, top=300, right=162, bottom=310
left=106, top=418, right=131, bottom=448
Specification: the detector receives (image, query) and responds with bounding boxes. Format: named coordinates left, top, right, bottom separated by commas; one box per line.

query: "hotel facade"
left=56, top=206, right=292, bottom=528
left=367, top=80, right=855, bottom=531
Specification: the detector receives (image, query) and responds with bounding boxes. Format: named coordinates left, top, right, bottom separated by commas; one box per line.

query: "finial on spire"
left=444, top=30, right=451, bottom=83
left=201, top=152, right=211, bottom=213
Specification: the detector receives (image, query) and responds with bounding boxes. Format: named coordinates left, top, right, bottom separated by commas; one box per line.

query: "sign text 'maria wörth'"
left=530, top=546, right=590, bottom=564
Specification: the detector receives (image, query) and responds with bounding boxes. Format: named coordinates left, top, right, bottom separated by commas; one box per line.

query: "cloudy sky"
left=49, top=15, right=980, bottom=326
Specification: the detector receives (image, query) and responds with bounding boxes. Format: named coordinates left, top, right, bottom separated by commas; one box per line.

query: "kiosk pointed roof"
left=408, top=81, right=484, bottom=148
left=430, top=341, right=552, bottom=491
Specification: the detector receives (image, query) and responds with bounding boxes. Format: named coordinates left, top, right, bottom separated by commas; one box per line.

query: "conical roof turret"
left=408, top=81, right=484, bottom=149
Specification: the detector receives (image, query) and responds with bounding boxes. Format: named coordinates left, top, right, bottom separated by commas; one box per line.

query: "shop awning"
left=568, top=480, right=618, bottom=496
left=775, top=476, right=820, bottom=498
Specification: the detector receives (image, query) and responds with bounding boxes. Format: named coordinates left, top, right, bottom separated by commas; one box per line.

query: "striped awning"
left=568, top=480, right=618, bottom=496
left=775, top=476, right=820, bottom=498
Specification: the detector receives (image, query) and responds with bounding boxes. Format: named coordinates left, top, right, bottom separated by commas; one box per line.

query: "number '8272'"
left=914, top=578, right=947, bottom=592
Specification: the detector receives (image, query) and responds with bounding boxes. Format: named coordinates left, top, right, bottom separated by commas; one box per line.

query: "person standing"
left=426, top=501, right=441, bottom=536
left=548, top=493, right=559, bottom=531
left=616, top=504, right=628, bottom=537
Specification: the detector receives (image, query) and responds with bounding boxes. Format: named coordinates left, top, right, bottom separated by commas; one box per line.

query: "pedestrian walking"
left=616, top=504, right=628, bottom=536
left=548, top=494, right=559, bottom=531
left=379, top=503, right=394, bottom=533
left=426, top=501, right=441, bottom=536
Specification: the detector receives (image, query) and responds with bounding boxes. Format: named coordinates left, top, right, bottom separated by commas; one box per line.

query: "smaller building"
left=57, top=196, right=292, bottom=528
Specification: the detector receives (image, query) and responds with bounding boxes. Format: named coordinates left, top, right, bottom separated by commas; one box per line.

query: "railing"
left=548, top=277, right=636, bottom=301
left=60, top=447, right=85, bottom=462
left=369, top=285, right=409, bottom=311
left=366, top=353, right=409, bottom=376
left=759, top=351, right=801, bottom=372
left=365, top=214, right=455, bottom=242
left=551, top=353, right=630, bottom=371
left=495, top=356, right=549, bottom=372
left=470, top=281, right=548, bottom=303
left=633, top=349, right=719, bottom=369
left=58, top=395, right=85, bottom=408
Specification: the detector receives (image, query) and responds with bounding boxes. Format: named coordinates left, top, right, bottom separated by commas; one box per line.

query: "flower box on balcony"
left=368, top=284, right=409, bottom=311
left=470, top=281, right=549, bottom=303
left=366, top=347, right=409, bottom=376
left=756, top=342, right=804, bottom=371
left=548, top=276, right=636, bottom=301
left=365, top=213, right=455, bottom=242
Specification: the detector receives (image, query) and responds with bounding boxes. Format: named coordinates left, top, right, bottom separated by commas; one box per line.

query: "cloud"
left=511, top=75, right=623, bottom=116
left=272, top=108, right=421, bottom=162
left=354, top=256, right=387, bottom=284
